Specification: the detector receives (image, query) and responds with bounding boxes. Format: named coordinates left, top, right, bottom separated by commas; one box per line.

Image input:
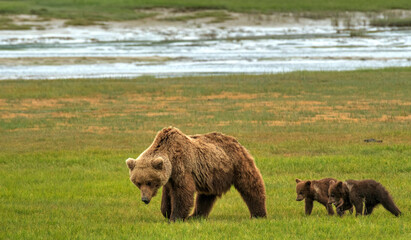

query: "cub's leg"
left=364, top=204, right=375, bottom=216
left=304, top=198, right=314, bottom=215
left=351, top=198, right=364, bottom=216
left=381, top=196, right=401, bottom=216
left=325, top=202, right=335, bottom=215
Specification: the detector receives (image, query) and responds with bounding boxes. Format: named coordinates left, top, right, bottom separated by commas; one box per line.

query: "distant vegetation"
left=0, top=0, right=411, bottom=22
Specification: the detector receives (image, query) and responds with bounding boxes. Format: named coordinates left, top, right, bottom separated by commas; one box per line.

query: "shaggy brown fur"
left=126, top=127, right=267, bottom=221
left=295, top=178, right=338, bottom=215
left=328, top=179, right=401, bottom=217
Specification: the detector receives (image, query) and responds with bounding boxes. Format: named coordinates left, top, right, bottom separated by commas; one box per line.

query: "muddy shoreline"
left=7, top=9, right=411, bottom=30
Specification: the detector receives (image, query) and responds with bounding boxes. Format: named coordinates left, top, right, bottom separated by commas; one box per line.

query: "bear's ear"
left=151, top=157, right=164, bottom=170
left=126, top=158, right=136, bottom=170
left=296, top=178, right=302, bottom=183
left=329, top=180, right=336, bottom=185
left=306, top=181, right=311, bottom=186
left=337, top=181, right=343, bottom=188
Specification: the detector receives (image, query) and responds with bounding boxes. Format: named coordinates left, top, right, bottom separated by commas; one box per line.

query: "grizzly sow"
left=126, top=127, right=267, bottom=221
left=328, top=179, right=401, bottom=217
left=295, top=178, right=338, bottom=215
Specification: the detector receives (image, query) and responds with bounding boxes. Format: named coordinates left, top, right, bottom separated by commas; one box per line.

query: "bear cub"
left=295, top=178, right=337, bottom=215
left=328, top=179, right=401, bottom=217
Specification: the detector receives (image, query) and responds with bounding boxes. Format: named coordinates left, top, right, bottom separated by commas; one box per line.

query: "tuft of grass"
left=161, top=11, right=234, bottom=23
left=349, top=29, right=367, bottom=37
left=0, top=17, right=33, bottom=30
left=370, top=17, right=411, bottom=27
left=64, top=18, right=100, bottom=26
left=0, top=68, right=410, bottom=239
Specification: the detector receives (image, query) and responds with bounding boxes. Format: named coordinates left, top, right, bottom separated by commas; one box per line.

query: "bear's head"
left=295, top=178, right=311, bottom=201
left=126, top=156, right=172, bottom=204
left=328, top=180, right=344, bottom=208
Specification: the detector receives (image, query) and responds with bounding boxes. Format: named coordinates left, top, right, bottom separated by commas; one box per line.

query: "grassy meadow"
left=1, top=68, right=411, bottom=239
left=1, top=0, right=411, bottom=21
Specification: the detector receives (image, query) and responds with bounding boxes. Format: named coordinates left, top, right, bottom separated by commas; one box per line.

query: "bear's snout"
left=142, top=197, right=150, bottom=204
left=296, top=195, right=304, bottom=201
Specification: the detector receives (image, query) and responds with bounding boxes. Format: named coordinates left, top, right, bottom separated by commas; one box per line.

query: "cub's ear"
left=126, top=158, right=136, bottom=170
left=306, top=181, right=311, bottom=186
left=296, top=178, right=302, bottom=183
left=151, top=157, right=164, bottom=170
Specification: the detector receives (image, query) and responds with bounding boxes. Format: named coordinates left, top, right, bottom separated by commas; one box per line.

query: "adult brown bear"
left=126, top=127, right=267, bottom=221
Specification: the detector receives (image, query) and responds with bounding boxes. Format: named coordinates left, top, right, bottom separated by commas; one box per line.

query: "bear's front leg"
left=169, top=178, right=195, bottom=222
left=304, top=198, right=314, bottom=215
left=351, top=198, right=364, bottom=216
left=336, top=206, right=345, bottom=217
left=326, top=202, right=335, bottom=215
left=161, top=184, right=172, bottom=219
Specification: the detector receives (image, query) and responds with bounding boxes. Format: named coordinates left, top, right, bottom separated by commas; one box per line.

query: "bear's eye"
left=299, top=191, right=303, bottom=194
left=147, top=181, right=152, bottom=186
left=137, top=183, right=141, bottom=187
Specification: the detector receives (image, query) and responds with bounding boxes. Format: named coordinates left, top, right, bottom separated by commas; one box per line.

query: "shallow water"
left=0, top=25, right=411, bottom=80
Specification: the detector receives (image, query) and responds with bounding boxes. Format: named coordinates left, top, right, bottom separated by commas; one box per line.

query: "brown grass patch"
left=309, top=112, right=361, bottom=122
left=379, top=100, right=411, bottom=106
left=155, top=96, right=190, bottom=101
left=144, top=112, right=173, bottom=117
left=9, top=127, right=41, bottom=132
left=199, top=92, right=259, bottom=100
left=0, top=112, right=34, bottom=119
left=377, top=114, right=411, bottom=122
left=51, top=112, right=78, bottom=118
left=288, top=100, right=324, bottom=105
left=266, top=120, right=288, bottom=126
left=83, top=126, right=110, bottom=134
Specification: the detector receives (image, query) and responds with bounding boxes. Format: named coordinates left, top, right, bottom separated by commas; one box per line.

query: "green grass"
left=1, top=0, right=411, bottom=22
left=1, top=68, right=411, bottom=239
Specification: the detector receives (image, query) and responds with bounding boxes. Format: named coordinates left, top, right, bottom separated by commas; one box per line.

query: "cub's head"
left=126, top=156, right=171, bottom=204
left=328, top=180, right=344, bottom=207
left=295, top=178, right=311, bottom=201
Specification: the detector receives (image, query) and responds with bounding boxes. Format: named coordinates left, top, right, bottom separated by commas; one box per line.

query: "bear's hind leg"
left=352, top=199, right=364, bottom=216
left=190, top=194, right=217, bottom=219
left=364, top=204, right=374, bottom=215
left=234, top=169, right=267, bottom=218
left=381, top=196, right=401, bottom=216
